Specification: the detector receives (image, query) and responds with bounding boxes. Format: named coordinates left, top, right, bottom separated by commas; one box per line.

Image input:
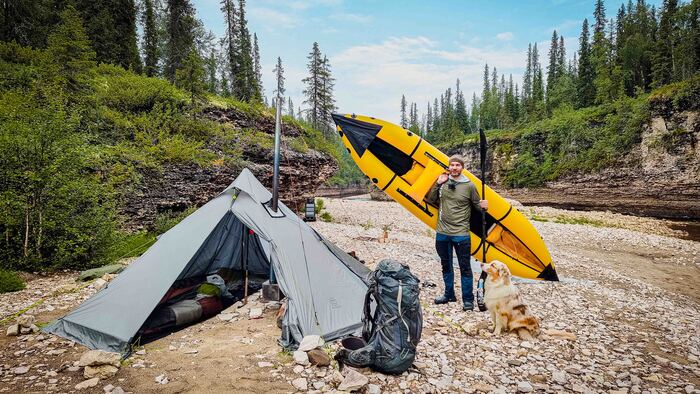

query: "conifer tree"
left=175, top=47, right=206, bottom=102
left=288, top=97, right=294, bottom=118
left=253, top=33, right=263, bottom=99
left=220, top=0, right=238, bottom=92
left=652, top=0, right=678, bottom=87
left=206, top=48, right=218, bottom=93
left=272, top=56, right=285, bottom=105
left=576, top=18, right=595, bottom=108
left=547, top=31, right=560, bottom=99
left=143, top=0, right=159, bottom=77
left=233, top=0, right=258, bottom=102
left=166, top=0, right=196, bottom=82
left=469, top=93, right=480, bottom=133
left=303, top=42, right=330, bottom=131
left=318, top=55, right=336, bottom=133
left=45, top=5, right=96, bottom=96
left=400, top=95, right=408, bottom=128
left=522, top=44, right=533, bottom=113
left=532, top=44, right=544, bottom=106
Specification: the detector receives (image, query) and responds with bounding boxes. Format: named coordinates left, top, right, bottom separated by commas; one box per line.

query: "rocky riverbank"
left=1, top=198, right=698, bottom=393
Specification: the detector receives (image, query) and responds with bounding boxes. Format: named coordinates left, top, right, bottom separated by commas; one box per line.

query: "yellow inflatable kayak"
left=331, top=113, right=558, bottom=281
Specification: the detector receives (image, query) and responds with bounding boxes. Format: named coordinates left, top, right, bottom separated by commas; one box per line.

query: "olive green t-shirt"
left=425, top=175, right=481, bottom=236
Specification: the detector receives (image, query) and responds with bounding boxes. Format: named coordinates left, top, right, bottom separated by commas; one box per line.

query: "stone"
left=13, top=366, right=30, bottom=375
left=298, top=335, right=325, bottom=352
left=338, top=369, right=369, bottom=392
left=182, top=348, right=198, bottom=354
left=111, top=387, right=125, bottom=394
left=47, top=349, right=67, bottom=355
left=331, top=370, right=344, bottom=383
left=155, top=373, right=169, bottom=384
left=6, top=324, right=20, bottom=336
left=103, top=384, right=115, bottom=392
left=312, top=380, right=325, bottom=389
left=84, top=365, right=119, bottom=379
left=94, top=278, right=108, bottom=291
left=17, top=314, right=36, bottom=328
left=552, top=371, right=567, bottom=385
left=293, top=350, right=310, bottom=366
left=517, top=381, right=533, bottom=392
left=368, top=383, right=381, bottom=394
left=542, top=329, right=577, bottom=341
left=292, top=377, right=308, bottom=391
left=78, top=350, right=121, bottom=367
left=293, top=365, right=304, bottom=374
left=218, top=313, right=234, bottom=322
left=257, top=361, right=274, bottom=368
left=135, top=349, right=146, bottom=356
left=307, top=348, right=331, bottom=367
left=249, top=308, right=263, bottom=319
left=75, top=378, right=100, bottom=390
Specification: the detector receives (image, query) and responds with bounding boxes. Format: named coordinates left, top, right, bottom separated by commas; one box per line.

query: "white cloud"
left=330, top=36, right=525, bottom=123
left=496, top=32, right=514, bottom=41
left=249, top=7, right=303, bottom=29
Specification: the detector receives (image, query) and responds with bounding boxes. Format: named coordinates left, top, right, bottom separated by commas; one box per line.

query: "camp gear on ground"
left=335, top=259, right=422, bottom=374
left=44, top=169, right=370, bottom=354
left=331, top=114, right=558, bottom=281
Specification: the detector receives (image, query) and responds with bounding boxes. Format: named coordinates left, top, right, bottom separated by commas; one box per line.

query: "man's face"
left=448, top=161, right=463, bottom=177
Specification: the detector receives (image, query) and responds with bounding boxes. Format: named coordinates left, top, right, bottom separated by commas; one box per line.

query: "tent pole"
left=271, top=94, right=282, bottom=212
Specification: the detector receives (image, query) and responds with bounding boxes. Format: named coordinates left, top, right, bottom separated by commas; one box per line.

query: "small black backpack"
left=336, top=259, right=423, bottom=374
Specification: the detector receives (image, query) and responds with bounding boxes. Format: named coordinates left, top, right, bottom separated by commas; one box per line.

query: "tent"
left=44, top=168, right=370, bottom=354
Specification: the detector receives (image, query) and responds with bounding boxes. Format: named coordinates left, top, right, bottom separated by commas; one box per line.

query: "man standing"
left=425, top=155, right=488, bottom=311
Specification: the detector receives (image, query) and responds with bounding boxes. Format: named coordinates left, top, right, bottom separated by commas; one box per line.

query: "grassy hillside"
left=0, top=40, right=345, bottom=279
left=441, top=76, right=700, bottom=188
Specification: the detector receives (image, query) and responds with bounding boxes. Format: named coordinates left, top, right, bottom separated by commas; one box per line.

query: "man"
left=425, top=155, right=488, bottom=311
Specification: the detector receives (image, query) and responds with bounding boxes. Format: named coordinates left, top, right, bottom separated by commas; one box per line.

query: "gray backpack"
left=336, top=259, right=422, bottom=374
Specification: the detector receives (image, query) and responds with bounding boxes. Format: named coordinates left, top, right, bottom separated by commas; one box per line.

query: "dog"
left=483, top=261, right=540, bottom=340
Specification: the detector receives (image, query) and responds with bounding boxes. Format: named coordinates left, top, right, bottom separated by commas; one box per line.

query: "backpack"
left=336, top=259, right=423, bottom=374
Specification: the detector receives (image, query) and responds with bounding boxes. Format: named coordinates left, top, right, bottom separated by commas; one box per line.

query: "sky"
left=191, top=0, right=661, bottom=124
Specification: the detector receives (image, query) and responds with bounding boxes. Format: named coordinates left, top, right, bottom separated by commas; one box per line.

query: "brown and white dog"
left=483, top=261, right=540, bottom=340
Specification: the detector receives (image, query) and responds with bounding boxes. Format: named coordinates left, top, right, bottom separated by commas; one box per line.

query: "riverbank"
left=1, top=198, right=698, bottom=393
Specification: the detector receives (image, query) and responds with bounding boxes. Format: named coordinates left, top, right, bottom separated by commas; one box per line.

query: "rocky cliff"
left=452, top=109, right=700, bottom=220
left=120, top=107, right=337, bottom=230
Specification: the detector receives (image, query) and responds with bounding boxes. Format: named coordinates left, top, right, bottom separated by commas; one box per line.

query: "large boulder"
left=78, top=350, right=121, bottom=368
left=16, top=314, right=35, bottom=328
left=298, top=335, right=324, bottom=352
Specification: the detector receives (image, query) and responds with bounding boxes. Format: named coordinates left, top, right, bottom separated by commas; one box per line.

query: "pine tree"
left=303, top=42, right=324, bottom=130
left=45, top=4, right=96, bottom=96
left=220, top=0, right=238, bottom=95
left=318, top=55, right=336, bottom=134
left=522, top=44, right=533, bottom=113
left=288, top=97, right=294, bottom=118
left=1, top=0, right=54, bottom=48
left=469, top=93, right=480, bottom=132
left=546, top=31, right=559, bottom=112
left=232, top=0, right=258, bottom=102
left=557, top=36, right=567, bottom=77
left=253, top=33, right=263, bottom=99
left=454, top=79, right=469, bottom=132
left=175, top=47, right=206, bottom=102
left=400, top=95, right=408, bottom=127
left=532, top=44, right=544, bottom=105
left=652, top=0, right=678, bottom=87
left=577, top=19, right=596, bottom=108
left=272, top=56, right=285, bottom=104
left=426, top=103, right=432, bottom=135
left=166, top=0, right=196, bottom=82
left=143, top=0, right=159, bottom=77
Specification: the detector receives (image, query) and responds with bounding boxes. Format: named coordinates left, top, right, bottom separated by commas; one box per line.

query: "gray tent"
left=44, top=169, right=370, bottom=353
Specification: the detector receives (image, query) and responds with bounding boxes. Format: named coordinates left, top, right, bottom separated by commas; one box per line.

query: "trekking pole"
left=477, top=128, right=488, bottom=312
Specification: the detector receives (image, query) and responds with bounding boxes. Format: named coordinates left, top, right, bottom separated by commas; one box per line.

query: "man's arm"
left=469, top=183, right=484, bottom=211
left=425, top=181, right=440, bottom=206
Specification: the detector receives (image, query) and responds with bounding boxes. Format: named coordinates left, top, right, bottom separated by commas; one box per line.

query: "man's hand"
left=437, top=173, right=449, bottom=185
left=480, top=199, right=489, bottom=210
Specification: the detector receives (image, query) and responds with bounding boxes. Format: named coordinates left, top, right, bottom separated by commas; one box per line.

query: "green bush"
left=95, top=72, right=185, bottom=113
left=0, top=270, right=26, bottom=293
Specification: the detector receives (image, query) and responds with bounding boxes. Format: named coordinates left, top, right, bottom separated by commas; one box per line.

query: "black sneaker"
left=434, top=295, right=457, bottom=304
left=462, top=302, right=474, bottom=311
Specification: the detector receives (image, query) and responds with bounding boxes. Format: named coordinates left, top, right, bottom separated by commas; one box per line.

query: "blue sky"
left=192, top=0, right=661, bottom=124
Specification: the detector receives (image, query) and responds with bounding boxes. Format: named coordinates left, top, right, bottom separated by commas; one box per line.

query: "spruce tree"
left=318, top=55, right=336, bottom=133
left=652, top=0, right=678, bottom=87
left=522, top=44, right=533, bottom=113
left=546, top=31, right=559, bottom=112
left=454, top=79, right=469, bottom=132
left=166, top=0, right=196, bottom=82
left=143, top=0, right=159, bottom=77
left=302, top=42, right=324, bottom=130
left=576, top=19, right=596, bottom=108
left=288, top=97, right=294, bottom=118
left=220, top=0, right=239, bottom=95
left=206, top=48, right=218, bottom=93
left=175, top=47, right=206, bottom=102
left=253, top=33, right=263, bottom=99
left=233, top=0, right=258, bottom=102
left=45, top=4, right=96, bottom=96
left=400, top=95, right=408, bottom=128
left=272, top=56, right=285, bottom=104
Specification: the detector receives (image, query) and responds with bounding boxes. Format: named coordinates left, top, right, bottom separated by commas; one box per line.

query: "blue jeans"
left=435, top=233, right=473, bottom=303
